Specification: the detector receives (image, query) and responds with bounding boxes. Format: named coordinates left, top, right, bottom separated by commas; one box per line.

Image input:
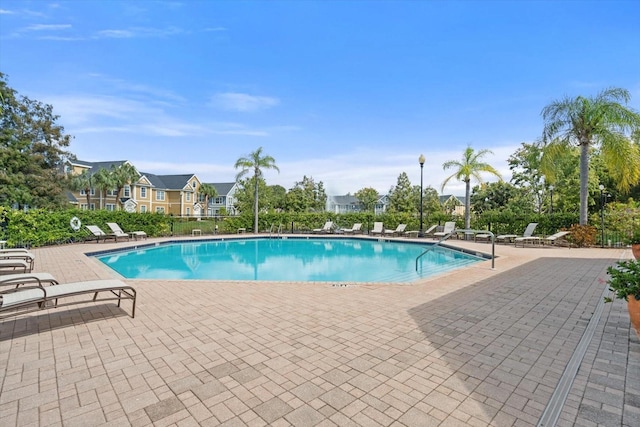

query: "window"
left=106, top=204, right=116, bottom=211
left=108, top=189, right=117, bottom=196
left=186, top=207, right=191, bottom=216
left=156, top=207, right=165, bottom=213
left=156, top=190, right=165, bottom=201
left=140, top=187, right=147, bottom=198
left=140, top=205, right=147, bottom=213
left=214, top=196, right=224, bottom=204
left=80, top=204, right=88, bottom=210
left=191, top=181, right=196, bottom=189
left=124, top=185, right=131, bottom=198
left=80, top=188, right=96, bottom=196
left=186, top=192, right=191, bottom=202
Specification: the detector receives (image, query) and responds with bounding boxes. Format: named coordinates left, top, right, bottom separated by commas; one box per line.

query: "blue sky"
left=1, top=1, right=639, bottom=196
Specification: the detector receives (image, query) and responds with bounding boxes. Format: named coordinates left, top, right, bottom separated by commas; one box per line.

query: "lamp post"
left=599, top=184, right=605, bottom=248
left=418, top=154, right=425, bottom=237
left=549, top=185, right=554, bottom=215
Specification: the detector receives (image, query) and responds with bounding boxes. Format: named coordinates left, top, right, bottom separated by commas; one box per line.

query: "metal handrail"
left=415, top=228, right=495, bottom=271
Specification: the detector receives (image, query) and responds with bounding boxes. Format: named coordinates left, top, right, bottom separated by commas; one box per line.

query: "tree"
left=91, top=168, right=114, bottom=210
left=234, top=147, right=279, bottom=232
left=198, top=183, right=218, bottom=216
left=68, top=170, right=93, bottom=209
left=233, top=176, right=267, bottom=216
left=267, top=185, right=287, bottom=212
left=388, top=172, right=415, bottom=213
left=541, top=87, right=640, bottom=225
left=285, top=176, right=326, bottom=212
left=111, top=162, right=139, bottom=210
left=441, top=146, right=502, bottom=230
left=354, top=187, right=379, bottom=212
left=470, top=181, right=519, bottom=214
left=414, top=185, right=441, bottom=223
left=0, top=72, right=72, bottom=208
left=508, top=142, right=551, bottom=213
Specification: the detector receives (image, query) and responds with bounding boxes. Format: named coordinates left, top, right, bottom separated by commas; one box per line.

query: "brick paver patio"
left=1, top=237, right=638, bottom=426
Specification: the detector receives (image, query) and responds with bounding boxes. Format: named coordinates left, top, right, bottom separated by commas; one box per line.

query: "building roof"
left=440, top=194, right=466, bottom=204
left=204, top=182, right=236, bottom=196
left=141, top=173, right=197, bottom=190
left=328, top=195, right=359, bottom=205
left=73, top=160, right=130, bottom=173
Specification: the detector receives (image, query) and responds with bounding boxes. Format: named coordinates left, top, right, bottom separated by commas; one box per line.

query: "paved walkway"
left=0, top=237, right=638, bottom=426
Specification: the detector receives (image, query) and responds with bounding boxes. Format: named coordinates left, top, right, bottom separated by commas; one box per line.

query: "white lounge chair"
left=0, top=279, right=137, bottom=318
left=0, top=259, right=31, bottom=274
left=85, top=225, right=118, bottom=243
left=421, top=224, right=438, bottom=237
left=433, top=222, right=456, bottom=239
left=542, top=231, right=571, bottom=246
left=0, top=250, right=35, bottom=271
left=107, top=222, right=147, bottom=240
left=341, top=223, right=362, bottom=234
left=497, top=222, right=538, bottom=244
left=384, top=224, right=407, bottom=237
left=370, top=222, right=384, bottom=236
left=0, top=272, right=59, bottom=290
left=313, top=221, right=334, bottom=234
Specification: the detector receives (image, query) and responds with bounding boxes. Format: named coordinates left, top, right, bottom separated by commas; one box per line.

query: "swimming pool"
left=95, top=237, right=486, bottom=283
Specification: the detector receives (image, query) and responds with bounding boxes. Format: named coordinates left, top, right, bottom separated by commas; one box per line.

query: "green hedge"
left=0, top=207, right=169, bottom=247
left=0, top=206, right=581, bottom=248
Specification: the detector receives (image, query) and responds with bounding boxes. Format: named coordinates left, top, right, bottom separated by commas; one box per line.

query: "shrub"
left=566, top=224, right=597, bottom=248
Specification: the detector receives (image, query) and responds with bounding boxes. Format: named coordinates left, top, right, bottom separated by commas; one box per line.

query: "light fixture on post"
left=549, top=185, right=554, bottom=215
left=418, top=154, right=426, bottom=237
left=599, top=184, right=605, bottom=248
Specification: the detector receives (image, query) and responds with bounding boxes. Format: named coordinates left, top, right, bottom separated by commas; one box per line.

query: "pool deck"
left=1, top=235, right=638, bottom=426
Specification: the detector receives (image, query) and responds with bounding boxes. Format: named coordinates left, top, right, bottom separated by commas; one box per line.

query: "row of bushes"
left=0, top=206, right=584, bottom=248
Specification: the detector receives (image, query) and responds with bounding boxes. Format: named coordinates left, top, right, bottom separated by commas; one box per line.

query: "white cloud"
left=0, top=9, right=15, bottom=14
left=25, top=23, right=71, bottom=31
left=94, top=26, right=183, bottom=39
left=95, top=29, right=134, bottom=38
left=211, top=92, right=280, bottom=112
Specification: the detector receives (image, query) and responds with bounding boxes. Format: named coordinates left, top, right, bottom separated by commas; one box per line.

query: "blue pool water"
left=96, top=237, right=485, bottom=283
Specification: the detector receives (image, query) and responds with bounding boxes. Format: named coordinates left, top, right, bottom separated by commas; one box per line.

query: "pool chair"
left=0, top=278, right=137, bottom=318
left=0, top=250, right=35, bottom=271
left=0, top=259, right=32, bottom=274
left=542, top=231, right=571, bottom=247
left=370, top=222, right=384, bottom=236
left=85, top=225, right=118, bottom=243
left=433, top=222, right=456, bottom=239
left=384, top=224, right=407, bottom=237
left=313, top=221, right=335, bottom=234
left=1, top=272, right=59, bottom=290
left=405, top=224, right=438, bottom=238
left=107, top=222, right=147, bottom=240
left=422, top=224, right=439, bottom=238
left=498, top=222, right=538, bottom=244
left=341, top=223, right=362, bottom=234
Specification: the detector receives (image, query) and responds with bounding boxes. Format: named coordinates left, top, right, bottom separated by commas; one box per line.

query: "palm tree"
left=111, top=163, right=139, bottom=210
left=199, top=183, right=218, bottom=216
left=91, top=168, right=115, bottom=210
left=441, top=146, right=502, bottom=230
left=68, top=170, right=93, bottom=209
left=541, top=87, right=640, bottom=225
left=234, top=147, right=279, bottom=233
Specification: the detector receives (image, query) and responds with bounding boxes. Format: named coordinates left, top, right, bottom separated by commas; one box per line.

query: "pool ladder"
left=415, top=228, right=495, bottom=271
left=269, top=223, right=284, bottom=238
